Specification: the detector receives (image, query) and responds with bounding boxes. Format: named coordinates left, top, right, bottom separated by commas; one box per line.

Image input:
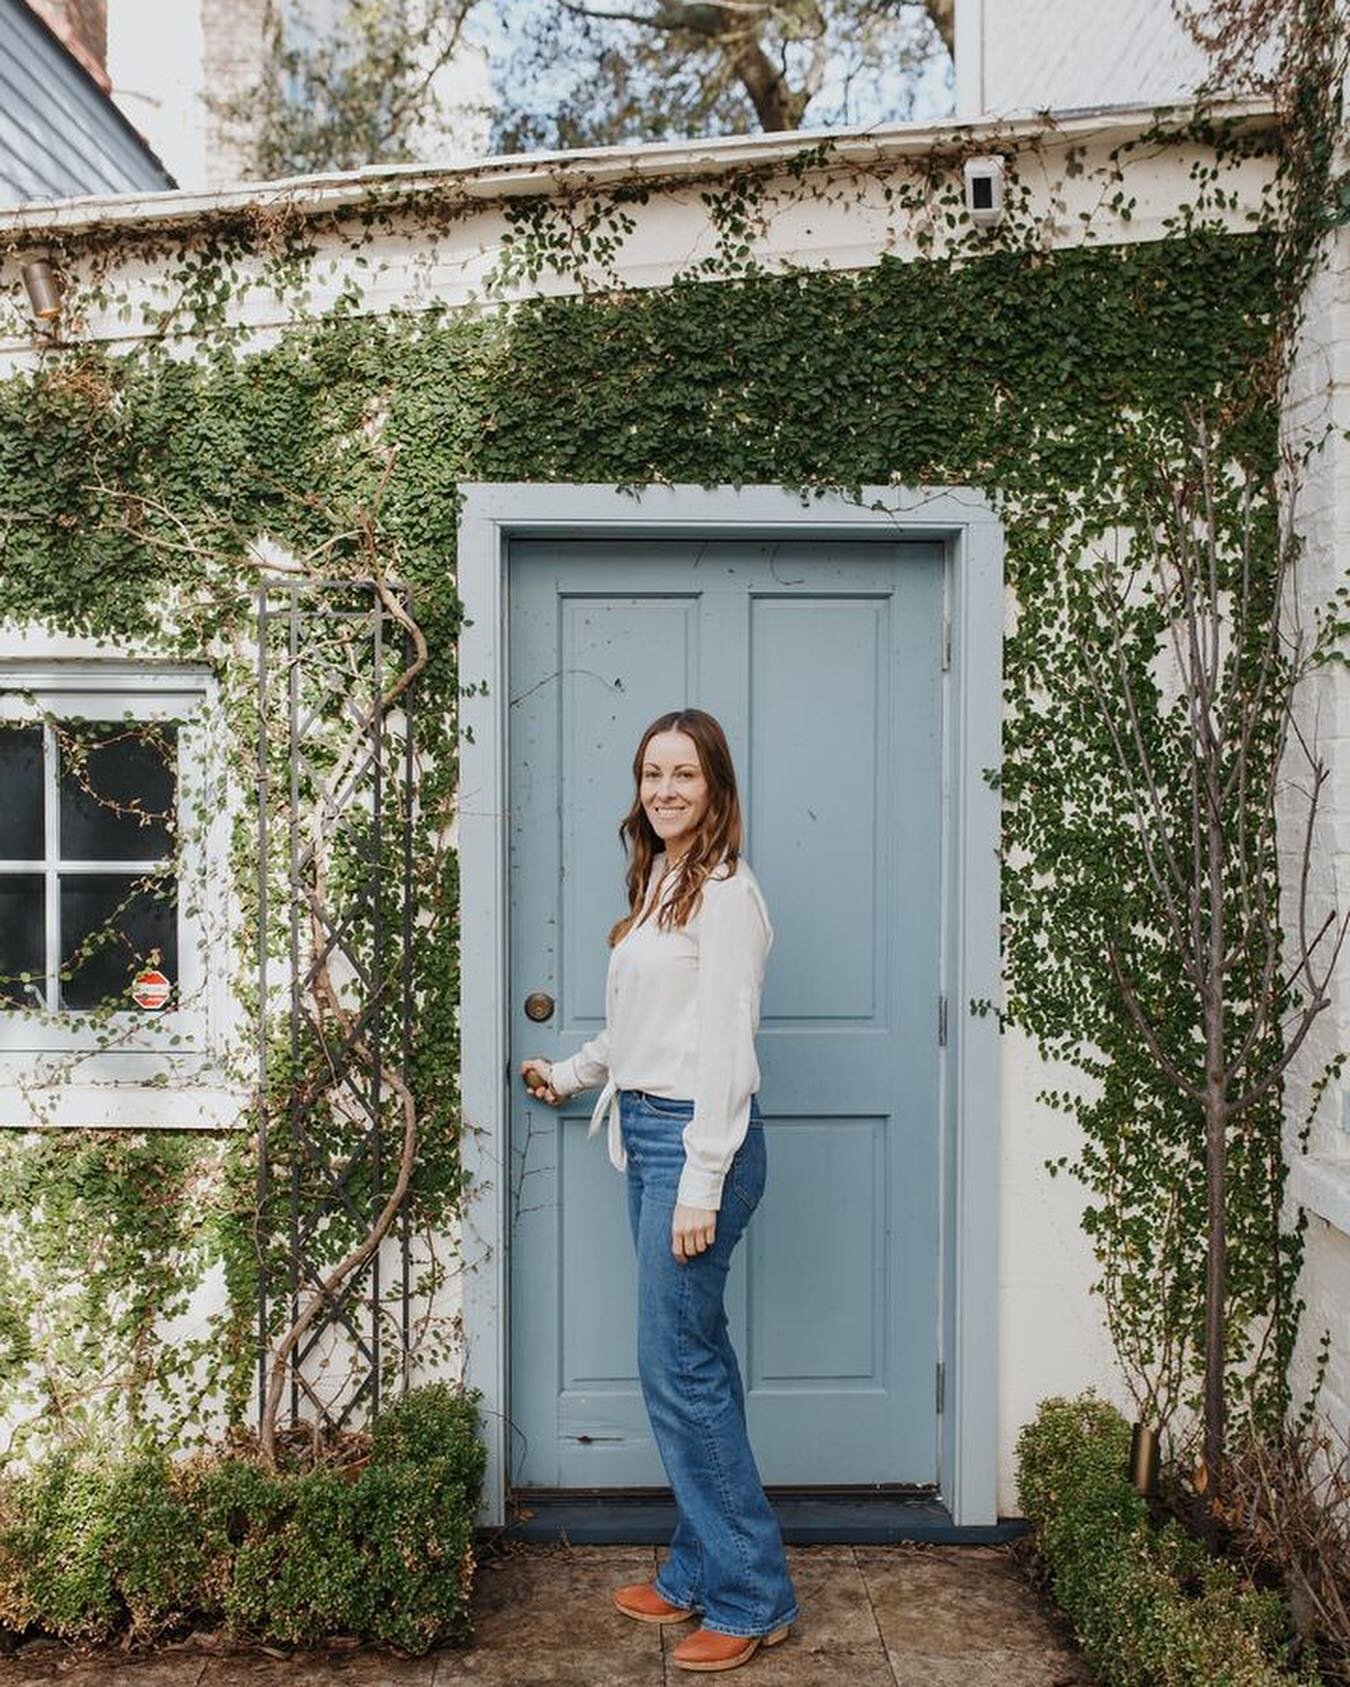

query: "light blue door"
left=508, top=539, right=944, bottom=1491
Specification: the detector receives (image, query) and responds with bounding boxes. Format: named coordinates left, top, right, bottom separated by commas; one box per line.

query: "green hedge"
left=1016, top=1395, right=1317, bottom=1687
left=0, top=1383, right=485, bottom=1654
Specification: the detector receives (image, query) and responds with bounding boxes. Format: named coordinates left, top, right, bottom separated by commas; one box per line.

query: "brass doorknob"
left=524, top=992, right=555, bottom=1022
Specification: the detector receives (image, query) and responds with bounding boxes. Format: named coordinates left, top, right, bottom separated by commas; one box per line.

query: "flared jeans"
left=619, top=1088, right=799, bottom=1639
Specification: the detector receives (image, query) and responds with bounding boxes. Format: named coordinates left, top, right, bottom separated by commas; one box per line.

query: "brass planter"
left=1128, top=1422, right=1160, bottom=1496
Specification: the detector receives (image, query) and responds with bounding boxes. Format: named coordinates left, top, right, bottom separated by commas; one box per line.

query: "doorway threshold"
left=495, top=1491, right=1027, bottom=1546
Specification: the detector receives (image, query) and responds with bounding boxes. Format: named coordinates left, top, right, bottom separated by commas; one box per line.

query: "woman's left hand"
left=672, top=1203, right=717, bottom=1262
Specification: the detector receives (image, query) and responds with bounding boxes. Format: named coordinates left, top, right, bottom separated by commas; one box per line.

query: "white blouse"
left=548, top=851, right=774, bottom=1211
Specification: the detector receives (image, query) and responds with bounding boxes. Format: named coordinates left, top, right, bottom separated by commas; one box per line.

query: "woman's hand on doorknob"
left=520, top=1057, right=561, bottom=1105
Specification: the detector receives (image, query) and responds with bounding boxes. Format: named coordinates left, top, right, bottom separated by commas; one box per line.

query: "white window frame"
left=0, top=662, right=237, bottom=1118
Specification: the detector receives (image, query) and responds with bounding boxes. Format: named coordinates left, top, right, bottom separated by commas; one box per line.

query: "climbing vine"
left=0, top=73, right=1342, bottom=1467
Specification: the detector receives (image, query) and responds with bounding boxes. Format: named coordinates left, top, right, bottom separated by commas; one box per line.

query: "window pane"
left=0, top=875, right=45, bottom=1009
left=0, top=727, right=43, bottom=860
left=59, top=724, right=177, bottom=862
left=59, top=874, right=177, bottom=1012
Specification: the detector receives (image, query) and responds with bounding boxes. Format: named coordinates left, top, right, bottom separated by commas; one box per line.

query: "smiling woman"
left=521, top=706, right=796, bottom=1672
left=642, top=731, right=709, bottom=868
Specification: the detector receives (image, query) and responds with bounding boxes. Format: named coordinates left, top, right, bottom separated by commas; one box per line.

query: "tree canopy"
left=226, top=0, right=954, bottom=178
left=488, top=0, right=953, bottom=152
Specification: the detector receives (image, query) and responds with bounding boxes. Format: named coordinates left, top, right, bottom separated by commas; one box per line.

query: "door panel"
left=508, top=539, right=944, bottom=1490
left=747, top=1116, right=887, bottom=1385
left=750, top=596, right=886, bottom=1020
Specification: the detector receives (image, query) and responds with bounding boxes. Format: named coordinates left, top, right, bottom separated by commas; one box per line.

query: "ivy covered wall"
left=0, top=115, right=1317, bottom=1497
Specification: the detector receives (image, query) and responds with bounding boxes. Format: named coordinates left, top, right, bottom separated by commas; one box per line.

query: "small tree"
left=1078, top=406, right=1346, bottom=1494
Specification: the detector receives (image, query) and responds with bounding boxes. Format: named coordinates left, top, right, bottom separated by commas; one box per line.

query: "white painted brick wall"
left=200, top=0, right=270, bottom=189
left=1282, top=199, right=1350, bottom=1449
left=999, top=1028, right=1131, bottom=1507
left=1289, top=1217, right=1350, bottom=1435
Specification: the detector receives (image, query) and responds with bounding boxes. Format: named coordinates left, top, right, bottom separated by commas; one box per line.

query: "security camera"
left=963, top=157, right=1005, bottom=230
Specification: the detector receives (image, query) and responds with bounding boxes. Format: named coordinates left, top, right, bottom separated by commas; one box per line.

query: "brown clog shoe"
left=671, top=1622, right=791, bottom=1671
left=612, top=1580, right=696, bottom=1624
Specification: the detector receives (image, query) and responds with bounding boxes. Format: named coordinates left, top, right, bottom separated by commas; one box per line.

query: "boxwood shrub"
left=0, top=1382, right=484, bottom=1654
left=1016, top=1394, right=1318, bottom=1687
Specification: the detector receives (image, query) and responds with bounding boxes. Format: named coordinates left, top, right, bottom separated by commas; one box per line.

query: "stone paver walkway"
left=0, top=1543, right=1093, bottom=1686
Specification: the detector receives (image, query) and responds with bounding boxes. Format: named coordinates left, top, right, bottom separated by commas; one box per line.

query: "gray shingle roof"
left=0, top=0, right=174, bottom=207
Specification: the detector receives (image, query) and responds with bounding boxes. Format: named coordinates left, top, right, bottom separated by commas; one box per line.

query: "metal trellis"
left=255, top=579, right=416, bottom=1438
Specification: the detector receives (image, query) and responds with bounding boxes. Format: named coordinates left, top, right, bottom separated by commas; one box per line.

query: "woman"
left=520, top=707, right=798, bottom=1674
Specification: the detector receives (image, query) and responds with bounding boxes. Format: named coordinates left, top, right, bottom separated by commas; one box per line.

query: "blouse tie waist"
left=587, top=1076, right=625, bottom=1171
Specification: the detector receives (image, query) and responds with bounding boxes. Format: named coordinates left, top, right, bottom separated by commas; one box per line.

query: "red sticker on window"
left=131, top=969, right=172, bottom=1011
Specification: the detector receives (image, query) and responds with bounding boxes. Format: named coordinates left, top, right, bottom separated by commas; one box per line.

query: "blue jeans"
left=619, top=1088, right=799, bottom=1639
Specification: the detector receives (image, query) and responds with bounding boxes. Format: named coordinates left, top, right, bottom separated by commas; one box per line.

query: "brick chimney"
left=24, top=0, right=109, bottom=89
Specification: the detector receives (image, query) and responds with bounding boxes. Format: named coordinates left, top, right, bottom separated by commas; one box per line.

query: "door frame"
left=457, top=483, right=1003, bottom=1528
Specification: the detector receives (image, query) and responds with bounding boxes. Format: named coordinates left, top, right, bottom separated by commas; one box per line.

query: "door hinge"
left=936, top=1360, right=946, bottom=1416
left=938, top=995, right=948, bottom=1047
left=941, top=613, right=952, bottom=672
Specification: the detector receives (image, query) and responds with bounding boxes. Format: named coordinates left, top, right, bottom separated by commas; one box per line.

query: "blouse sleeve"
left=549, top=1026, right=610, bottom=1099
left=678, top=873, right=773, bottom=1211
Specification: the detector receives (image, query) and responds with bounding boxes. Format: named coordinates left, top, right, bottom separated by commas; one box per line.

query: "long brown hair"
left=606, top=709, right=743, bottom=946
